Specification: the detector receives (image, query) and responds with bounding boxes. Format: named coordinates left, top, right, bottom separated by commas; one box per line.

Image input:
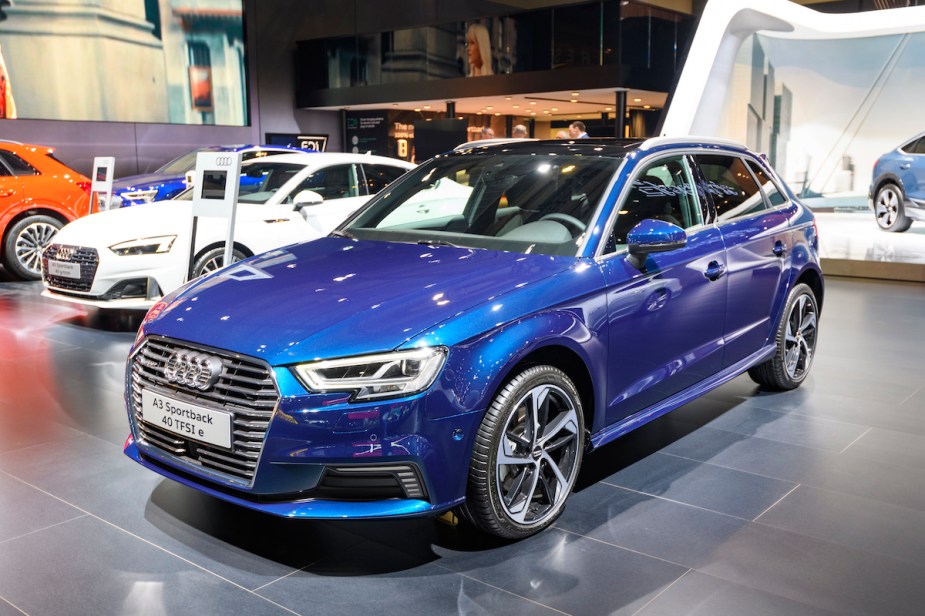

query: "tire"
left=2, top=215, right=63, bottom=281
left=461, top=365, right=585, bottom=539
left=874, top=183, right=913, bottom=232
left=749, top=283, right=819, bottom=390
left=191, top=247, right=246, bottom=278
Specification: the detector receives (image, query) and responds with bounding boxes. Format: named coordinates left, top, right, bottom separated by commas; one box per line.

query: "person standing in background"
left=512, top=124, right=528, bottom=138
left=569, top=121, right=589, bottom=139
left=480, top=126, right=495, bottom=139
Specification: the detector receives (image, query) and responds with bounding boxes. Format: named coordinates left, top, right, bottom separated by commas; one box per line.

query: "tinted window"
left=914, top=138, right=925, bottom=154
left=362, top=164, right=406, bottom=194
left=291, top=164, right=359, bottom=201
left=609, top=155, right=702, bottom=249
left=746, top=159, right=787, bottom=207
left=695, top=155, right=766, bottom=220
left=0, top=151, right=38, bottom=176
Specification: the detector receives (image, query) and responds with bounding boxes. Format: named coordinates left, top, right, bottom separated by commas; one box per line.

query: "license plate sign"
left=47, top=259, right=81, bottom=279
left=141, top=389, right=233, bottom=449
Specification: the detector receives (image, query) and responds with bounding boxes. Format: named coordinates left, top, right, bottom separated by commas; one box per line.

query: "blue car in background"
left=124, top=138, right=823, bottom=539
left=870, top=132, right=925, bottom=232
left=109, top=144, right=306, bottom=208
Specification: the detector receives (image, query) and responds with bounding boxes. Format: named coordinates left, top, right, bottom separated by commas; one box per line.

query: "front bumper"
left=42, top=243, right=187, bottom=310
left=124, top=336, right=483, bottom=519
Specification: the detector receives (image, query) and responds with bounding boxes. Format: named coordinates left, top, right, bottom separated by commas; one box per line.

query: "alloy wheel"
left=15, top=221, right=58, bottom=276
left=784, top=293, right=817, bottom=380
left=875, top=186, right=900, bottom=227
left=495, top=383, right=581, bottom=526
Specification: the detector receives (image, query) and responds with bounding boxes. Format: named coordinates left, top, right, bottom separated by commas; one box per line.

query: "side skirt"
left=590, top=343, right=775, bottom=450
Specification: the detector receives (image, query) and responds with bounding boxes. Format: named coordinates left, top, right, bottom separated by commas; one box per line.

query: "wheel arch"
left=873, top=174, right=906, bottom=201
left=796, top=265, right=824, bottom=315
left=194, top=241, right=255, bottom=261
left=1, top=207, right=71, bottom=258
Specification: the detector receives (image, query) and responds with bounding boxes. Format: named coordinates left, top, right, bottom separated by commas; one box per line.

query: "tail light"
left=76, top=180, right=91, bottom=194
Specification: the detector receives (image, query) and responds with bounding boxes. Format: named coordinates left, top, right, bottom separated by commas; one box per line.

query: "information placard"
left=90, top=156, right=115, bottom=211
left=188, top=151, right=243, bottom=279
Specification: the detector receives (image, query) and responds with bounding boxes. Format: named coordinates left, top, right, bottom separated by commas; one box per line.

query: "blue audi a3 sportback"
left=124, top=138, right=823, bottom=539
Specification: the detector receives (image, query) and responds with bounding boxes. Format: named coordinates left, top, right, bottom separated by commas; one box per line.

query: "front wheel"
left=2, top=215, right=63, bottom=280
left=874, top=183, right=912, bottom=232
left=749, top=283, right=819, bottom=390
left=191, top=247, right=246, bottom=278
left=461, top=365, right=585, bottom=539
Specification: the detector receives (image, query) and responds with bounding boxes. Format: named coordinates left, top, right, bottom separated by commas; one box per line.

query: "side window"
left=293, top=164, right=359, bottom=201
left=362, top=164, right=406, bottom=194
left=695, top=155, right=766, bottom=221
left=913, top=138, right=925, bottom=155
left=746, top=159, right=787, bottom=207
left=608, top=155, right=702, bottom=250
left=0, top=151, right=38, bottom=176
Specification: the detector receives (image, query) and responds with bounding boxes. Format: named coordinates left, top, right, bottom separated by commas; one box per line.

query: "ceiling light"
left=512, top=105, right=520, bottom=109
left=604, top=107, right=613, bottom=111
left=633, top=98, right=642, bottom=102
left=505, top=97, right=512, bottom=101
left=569, top=99, right=578, bottom=103
left=494, top=112, right=501, bottom=116
left=486, top=106, right=493, bottom=110
left=551, top=107, right=558, bottom=111
left=414, top=108, right=421, bottom=112
left=529, top=101, right=537, bottom=105
left=423, top=105, right=431, bottom=109
left=643, top=105, right=651, bottom=109
left=571, top=92, right=580, bottom=97
left=476, top=112, right=482, bottom=115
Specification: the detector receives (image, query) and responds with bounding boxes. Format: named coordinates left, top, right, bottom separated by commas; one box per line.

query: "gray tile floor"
left=0, top=273, right=923, bottom=615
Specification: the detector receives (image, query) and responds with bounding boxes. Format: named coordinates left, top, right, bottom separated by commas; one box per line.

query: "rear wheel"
left=749, top=283, right=819, bottom=390
left=874, top=183, right=912, bottom=232
left=2, top=215, right=63, bottom=280
left=461, top=365, right=584, bottom=539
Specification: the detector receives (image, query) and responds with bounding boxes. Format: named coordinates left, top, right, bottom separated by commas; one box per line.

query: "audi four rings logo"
left=214, top=156, right=233, bottom=167
left=164, top=351, right=223, bottom=391
left=57, top=246, right=75, bottom=261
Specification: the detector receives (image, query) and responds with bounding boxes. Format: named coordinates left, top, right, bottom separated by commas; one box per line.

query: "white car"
left=41, top=152, right=414, bottom=309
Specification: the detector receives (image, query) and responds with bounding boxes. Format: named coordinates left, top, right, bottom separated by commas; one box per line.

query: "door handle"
left=0, top=190, right=15, bottom=198
left=773, top=240, right=787, bottom=257
left=704, top=261, right=726, bottom=281
left=899, top=163, right=911, bottom=170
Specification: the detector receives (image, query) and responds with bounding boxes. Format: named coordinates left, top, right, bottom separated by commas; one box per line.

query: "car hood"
left=147, top=237, right=575, bottom=365
left=53, top=201, right=191, bottom=247
left=112, top=173, right=178, bottom=192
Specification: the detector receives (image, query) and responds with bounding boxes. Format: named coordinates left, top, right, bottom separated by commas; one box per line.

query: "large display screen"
left=0, top=0, right=247, bottom=126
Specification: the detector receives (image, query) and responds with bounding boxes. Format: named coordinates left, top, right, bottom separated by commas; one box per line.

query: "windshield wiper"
left=416, top=239, right=459, bottom=248
left=330, top=229, right=355, bottom=239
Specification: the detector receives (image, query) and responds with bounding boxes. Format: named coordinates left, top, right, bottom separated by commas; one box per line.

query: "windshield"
left=173, top=161, right=305, bottom=203
left=156, top=150, right=204, bottom=175
left=344, top=153, right=621, bottom=256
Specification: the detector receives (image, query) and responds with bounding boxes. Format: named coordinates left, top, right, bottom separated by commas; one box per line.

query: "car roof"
left=443, top=136, right=750, bottom=158
left=242, top=152, right=414, bottom=166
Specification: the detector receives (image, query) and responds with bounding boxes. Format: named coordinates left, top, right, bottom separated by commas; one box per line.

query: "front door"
left=600, top=154, right=727, bottom=425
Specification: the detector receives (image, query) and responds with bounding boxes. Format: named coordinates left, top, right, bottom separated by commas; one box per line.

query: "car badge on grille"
left=163, top=350, right=223, bottom=391
left=57, top=246, right=76, bottom=261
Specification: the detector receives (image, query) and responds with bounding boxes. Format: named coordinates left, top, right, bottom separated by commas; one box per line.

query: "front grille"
left=129, top=336, right=279, bottom=485
left=42, top=244, right=99, bottom=292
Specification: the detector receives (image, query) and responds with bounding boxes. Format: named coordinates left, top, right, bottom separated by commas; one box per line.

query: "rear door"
left=693, top=153, right=791, bottom=369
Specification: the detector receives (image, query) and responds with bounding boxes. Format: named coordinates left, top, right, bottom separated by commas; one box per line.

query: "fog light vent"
left=321, top=464, right=427, bottom=500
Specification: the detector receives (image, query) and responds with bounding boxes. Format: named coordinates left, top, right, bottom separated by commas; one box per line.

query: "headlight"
left=122, top=189, right=159, bottom=203
left=293, top=347, right=447, bottom=401
left=109, top=235, right=176, bottom=256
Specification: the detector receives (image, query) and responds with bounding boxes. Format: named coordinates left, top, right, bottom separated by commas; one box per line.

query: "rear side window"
left=694, top=154, right=766, bottom=221
left=0, top=151, right=39, bottom=176
left=746, top=160, right=788, bottom=207
left=362, top=164, right=406, bottom=194
left=291, top=164, right=360, bottom=201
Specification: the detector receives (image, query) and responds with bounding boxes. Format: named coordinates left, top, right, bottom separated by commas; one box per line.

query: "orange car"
left=1, top=140, right=94, bottom=280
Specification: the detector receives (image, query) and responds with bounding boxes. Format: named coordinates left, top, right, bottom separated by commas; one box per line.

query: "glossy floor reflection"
left=816, top=211, right=925, bottom=264
left=1, top=274, right=924, bottom=615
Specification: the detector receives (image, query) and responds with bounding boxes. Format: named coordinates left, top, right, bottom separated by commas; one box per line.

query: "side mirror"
left=626, top=219, right=686, bottom=271
left=293, top=189, right=324, bottom=208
